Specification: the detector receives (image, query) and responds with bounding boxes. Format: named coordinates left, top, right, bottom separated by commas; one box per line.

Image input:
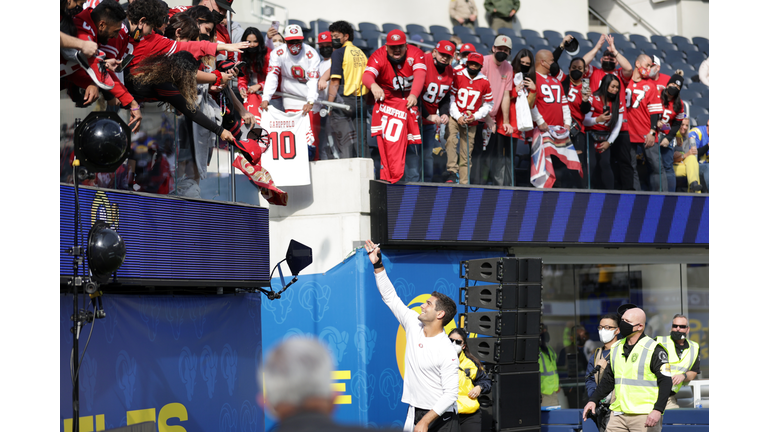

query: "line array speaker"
left=465, top=284, right=542, bottom=310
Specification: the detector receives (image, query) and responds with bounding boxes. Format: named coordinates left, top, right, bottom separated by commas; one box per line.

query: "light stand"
left=246, top=240, right=312, bottom=300
left=67, top=112, right=130, bottom=432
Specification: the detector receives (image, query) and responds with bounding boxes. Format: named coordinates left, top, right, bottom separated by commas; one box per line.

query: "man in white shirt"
left=365, top=240, right=460, bottom=432
left=261, top=24, right=321, bottom=159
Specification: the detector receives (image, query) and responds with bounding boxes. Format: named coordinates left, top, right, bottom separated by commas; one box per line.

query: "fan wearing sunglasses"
left=447, top=329, right=492, bottom=432
left=655, top=314, right=701, bottom=409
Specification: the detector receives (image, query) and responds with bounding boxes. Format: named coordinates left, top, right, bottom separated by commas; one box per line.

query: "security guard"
left=656, top=314, right=700, bottom=409
left=583, top=307, right=673, bottom=432
left=539, top=323, right=560, bottom=407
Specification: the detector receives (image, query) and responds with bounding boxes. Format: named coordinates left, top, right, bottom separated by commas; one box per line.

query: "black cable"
left=71, top=301, right=96, bottom=385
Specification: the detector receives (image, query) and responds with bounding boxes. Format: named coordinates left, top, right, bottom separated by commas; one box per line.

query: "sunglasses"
left=449, top=338, right=464, bottom=346
left=672, top=324, right=688, bottom=329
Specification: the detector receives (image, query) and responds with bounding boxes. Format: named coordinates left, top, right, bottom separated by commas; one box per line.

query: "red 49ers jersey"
left=364, top=44, right=426, bottom=99
left=657, top=99, right=685, bottom=137
left=585, top=66, right=631, bottom=132
left=563, top=79, right=587, bottom=132
left=450, top=69, right=493, bottom=126
left=624, top=78, right=663, bottom=142
left=371, top=95, right=422, bottom=183
left=421, top=59, right=454, bottom=124
left=588, top=95, right=625, bottom=133
left=534, top=71, right=568, bottom=127
left=652, top=72, right=671, bottom=94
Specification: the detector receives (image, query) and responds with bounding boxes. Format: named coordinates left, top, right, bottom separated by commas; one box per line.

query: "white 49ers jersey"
left=258, top=108, right=314, bottom=187
left=262, top=43, right=321, bottom=111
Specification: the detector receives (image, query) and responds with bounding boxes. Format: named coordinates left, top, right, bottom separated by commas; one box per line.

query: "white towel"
left=514, top=72, right=533, bottom=132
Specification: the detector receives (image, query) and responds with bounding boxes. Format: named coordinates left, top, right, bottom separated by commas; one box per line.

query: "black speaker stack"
left=460, top=257, right=543, bottom=432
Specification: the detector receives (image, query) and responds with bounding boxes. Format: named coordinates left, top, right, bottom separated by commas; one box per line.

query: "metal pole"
left=465, top=123, right=471, bottom=185
left=228, top=11, right=236, bottom=202
left=269, top=91, right=351, bottom=111
left=586, top=133, right=591, bottom=189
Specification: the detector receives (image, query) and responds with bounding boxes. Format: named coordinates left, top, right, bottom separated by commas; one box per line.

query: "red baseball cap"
left=460, top=43, right=476, bottom=54
left=435, top=40, right=455, bottom=56
left=318, top=31, right=332, bottom=43
left=386, top=29, right=407, bottom=46
left=466, top=52, right=484, bottom=66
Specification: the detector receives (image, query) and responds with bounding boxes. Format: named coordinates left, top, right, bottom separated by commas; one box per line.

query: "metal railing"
left=588, top=6, right=620, bottom=34
left=612, top=0, right=663, bottom=36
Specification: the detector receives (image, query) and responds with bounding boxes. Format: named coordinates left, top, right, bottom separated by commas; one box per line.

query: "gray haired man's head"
left=260, top=337, right=335, bottom=412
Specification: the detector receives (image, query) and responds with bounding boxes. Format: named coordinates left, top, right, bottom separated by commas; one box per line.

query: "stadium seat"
left=692, top=37, right=709, bottom=55
left=671, top=61, right=696, bottom=75
left=353, top=30, right=363, bottom=40
left=687, top=82, right=709, bottom=96
left=462, top=34, right=482, bottom=45
left=479, top=32, right=497, bottom=47
left=478, top=43, right=491, bottom=54
left=664, top=51, right=685, bottom=65
left=455, top=25, right=477, bottom=36
left=655, top=41, right=679, bottom=55
left=521, top=29, right=542, bottom=40
left=433, top=31, right=452, bottom=44
left=526, top=36, right=548, bottom=49
left=612, top=38, right=635, bottom=52
left=358, top=22, right=381, bottom=33
left=635, top=41, right=657, bottom=54
left=498, top=27, right=518, bottom=39
left=683, top=75, right=693, bottom=86
left=406, top=24, right=429, bottom=36
left=676, top=42, right=699, bottom=57
left=587, top=31, right=603, bottom=44
left=411, top=33, right=434, bottom=43
left=622, top=49, right=641, bottom=62
left=531, top=44, right=550, bottom=55
left=659, top=63, right=674, bottom=77
left=680, top=90, right=702, bottom=100
left=629, top=34, right=649, bottom=45
left=361, top=29, right=383, bottom=41
left=475, top=27, right=496, bottom=41
left=543, top=30, right=563, bottom=44
left=310, top=19, right=330, bottom=34
left=690, top=97, right=708, bottom=110
left=688, top=105, right=707, bottom=119
left=610, top=33, right=630, bottom=43
left=670, top=35, right=691, bottom=46
left=382, top=23, right=404, bottom=34
left=566, top=31, right=586, bottom=41
left=429, top=25, right=450, bottom=35
left=696, top=113, right=708, bottom=127
left=288, top=19, right=309, bottom=30
left=685, top=52, right=706, bottom=68
left=646, top=50, right=666, bottom=63
left=650, top=35, right=670, bottom=45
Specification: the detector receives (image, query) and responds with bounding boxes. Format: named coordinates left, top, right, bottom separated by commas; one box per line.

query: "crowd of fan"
left=60, top=0, right=709, bottom=197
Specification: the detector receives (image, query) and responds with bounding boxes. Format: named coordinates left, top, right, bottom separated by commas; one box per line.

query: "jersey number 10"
left=269, top=131, right=297, bottom=160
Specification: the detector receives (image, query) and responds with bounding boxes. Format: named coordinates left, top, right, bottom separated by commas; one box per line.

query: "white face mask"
left=454, top=343, right=463, bottom=355
left=599, top=328, right=617, bottom=344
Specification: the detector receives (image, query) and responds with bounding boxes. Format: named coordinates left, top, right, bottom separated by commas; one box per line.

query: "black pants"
left=414, top=408, right=460, bottom=432
left=458, top=410, right=481, bottom=432
left=610, top=131, right=635, bottom=190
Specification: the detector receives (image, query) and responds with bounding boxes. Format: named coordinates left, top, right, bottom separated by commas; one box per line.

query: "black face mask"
left=388, top=53, right=406, bottom=64
left=319, top=46, right=333, bottom=59
left=520, top=64, right=531, bottom=74
left=570, top=69, right=583, bottom=81
left=619, top=321, right=637, bottom=339
left=467, top=67, right=480, bottom=77
left=549, top=61, right=560, bottom=77
left=211, top=10, right=226, bottom=25
left=602, top=60, right=616, bottom=72
left=434, top=59, right=448, bottom=74
left=494, top=51, right=508, bottom=63
left=332, top=38, right=343, bottom=49
left=666, top=87, right=679, bottom=98
left=670, top=331, right=686, bottom=341
left=243, top=47, right=258, bottom=55
left=606, top=90, right=617, bottom=101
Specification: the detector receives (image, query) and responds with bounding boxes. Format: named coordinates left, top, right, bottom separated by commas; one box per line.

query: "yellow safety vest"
left=609, top=335, right=666, bottom=414
left=539, top=346, right=559, bottom=395
left=656, top=336, right=699, bottom=393
left=457, top=351, right=481, bottom=414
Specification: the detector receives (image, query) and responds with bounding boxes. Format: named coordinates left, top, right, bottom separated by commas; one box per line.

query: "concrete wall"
left=166, top=0, right=591, bottom=37
left=589, top=0, right=709, bottom=39
left=256, top=158, right=374, bottom=276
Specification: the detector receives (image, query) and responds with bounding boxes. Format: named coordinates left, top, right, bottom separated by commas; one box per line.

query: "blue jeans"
left=404, top=144, right=422, bottom=182
left=421, top=123, right=439, bottom=182
left=699, top=163, right=709, bottom=191
left=660, top=145, right=675, bottom=192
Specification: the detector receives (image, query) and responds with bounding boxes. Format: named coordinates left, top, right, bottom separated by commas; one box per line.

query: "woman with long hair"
left=562, top=57, right=593, bottom=188
left=657, top=73, right=686, bottom=192
left=506, top=48, right=536, bottom=185
left=238, top=27, right=273, bottom=121
left=583, top=74, right=622, bottom=189
left=448, top=328, right=492, bottom=432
